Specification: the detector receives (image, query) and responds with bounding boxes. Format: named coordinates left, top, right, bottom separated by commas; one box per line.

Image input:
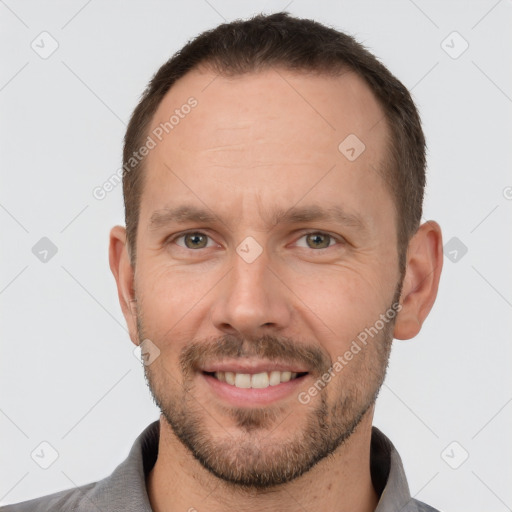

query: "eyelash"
left=168, top=230, right=344, bottom=250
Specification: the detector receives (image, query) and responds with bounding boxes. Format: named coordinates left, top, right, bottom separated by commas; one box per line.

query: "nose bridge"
left=232, top=247, right=269, bottom=305
left=211, top=242, right=290, bottom=334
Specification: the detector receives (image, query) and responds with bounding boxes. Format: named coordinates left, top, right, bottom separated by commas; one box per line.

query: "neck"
left=146, top=409, right=379, bottom=512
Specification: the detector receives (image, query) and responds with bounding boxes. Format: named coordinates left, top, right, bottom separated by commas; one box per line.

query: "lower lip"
left=201, top=372, right=308, bottom=406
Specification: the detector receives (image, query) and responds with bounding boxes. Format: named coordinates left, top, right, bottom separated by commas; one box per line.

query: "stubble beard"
left=139, top=324, right=392, bottom=489
left=137, top=287, right=401, bottom=489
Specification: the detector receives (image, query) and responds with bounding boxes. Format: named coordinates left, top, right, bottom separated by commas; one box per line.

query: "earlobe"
left=393, top=220, right=443, bottom=340
left=109, top=225, right=138, bottom=344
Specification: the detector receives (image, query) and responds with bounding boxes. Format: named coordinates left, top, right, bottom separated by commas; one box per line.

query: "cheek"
left=135, top=263, right=217, bottom=342
left=282, top=261, right=392, bottom=348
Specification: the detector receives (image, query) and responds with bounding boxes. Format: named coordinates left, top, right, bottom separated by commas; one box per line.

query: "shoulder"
left=1, top=420, right=160, bottom=512
left=0, top=481, right=96, bottom=512
left=405, top=497, right=442, bottom=512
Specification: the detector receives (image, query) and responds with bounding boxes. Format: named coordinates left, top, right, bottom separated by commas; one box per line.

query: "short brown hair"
left=123, top=12, right=426, bottom=272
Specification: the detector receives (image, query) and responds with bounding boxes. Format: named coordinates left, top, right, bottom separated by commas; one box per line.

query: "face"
left=130, top=67, right=403, bottom=488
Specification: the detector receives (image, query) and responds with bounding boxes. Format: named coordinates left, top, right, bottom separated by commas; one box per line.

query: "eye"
left=174, top=232, right=216, bottom=249
left=295, top=232, right=338, bottom=249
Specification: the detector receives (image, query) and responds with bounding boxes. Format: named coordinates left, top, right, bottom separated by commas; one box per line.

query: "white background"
left=1, top=1, right=511, bottom=510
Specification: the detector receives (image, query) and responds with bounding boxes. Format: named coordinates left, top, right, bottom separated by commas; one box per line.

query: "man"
left=3, top=12, right=443, bottom=512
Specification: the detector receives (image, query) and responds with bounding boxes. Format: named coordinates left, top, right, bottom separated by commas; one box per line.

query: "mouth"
left=203, top=370, right=308, bottom=389
left=200, top=367, right=310, bottom=407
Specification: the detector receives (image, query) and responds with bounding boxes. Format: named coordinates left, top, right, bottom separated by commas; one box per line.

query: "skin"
left=109, top=67, right=443, bottom=512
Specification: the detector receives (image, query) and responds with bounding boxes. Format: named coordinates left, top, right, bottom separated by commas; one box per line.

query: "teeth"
left=280, top=371, right=292, bottom=383
left=234, top=373, right=251, bottom=388
left=213, top=370, right=301, bottom=389
left=251, top=372, right=269, bottom=388
left=269, top=370, right=281, bottom=386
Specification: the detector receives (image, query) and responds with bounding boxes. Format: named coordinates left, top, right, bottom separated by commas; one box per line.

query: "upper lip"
left=200, top=360, right=309, bottom=374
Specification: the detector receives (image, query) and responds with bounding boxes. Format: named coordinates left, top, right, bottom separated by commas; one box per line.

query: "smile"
left=205, top=370, right=307, bottom=389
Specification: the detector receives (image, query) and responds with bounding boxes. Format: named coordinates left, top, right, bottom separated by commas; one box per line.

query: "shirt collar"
left=93, top=420, right=413, bottom=511
left=370, top=426, right=412, bottom=511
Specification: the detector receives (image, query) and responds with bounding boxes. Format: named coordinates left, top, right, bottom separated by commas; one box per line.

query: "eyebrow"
left=269, top=204, right=367, bottom=232
left=148, top=204, right=367, bottom=233
left=149, top=205, right=219, bottom=230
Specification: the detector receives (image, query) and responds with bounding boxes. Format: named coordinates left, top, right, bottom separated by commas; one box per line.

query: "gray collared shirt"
left=1, top=421, right=440, bottom=511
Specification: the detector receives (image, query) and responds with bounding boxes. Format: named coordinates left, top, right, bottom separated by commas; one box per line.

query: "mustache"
left=179, top=333, right=332, bottom=377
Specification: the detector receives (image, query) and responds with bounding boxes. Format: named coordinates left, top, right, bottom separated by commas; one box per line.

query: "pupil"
left=186, top=233, right=206, bottom=248
left=308, top=233, right=329, bottom=249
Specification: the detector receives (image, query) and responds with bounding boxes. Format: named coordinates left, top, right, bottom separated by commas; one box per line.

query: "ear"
left=109, top=225, right=138, bottom=345
left=393, top=220, right=443, bottom=340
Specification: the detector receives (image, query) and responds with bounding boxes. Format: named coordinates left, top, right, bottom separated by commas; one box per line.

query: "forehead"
left=139, top=66, right=393, bottom=232
left=149, top=66, right=388, bottom=159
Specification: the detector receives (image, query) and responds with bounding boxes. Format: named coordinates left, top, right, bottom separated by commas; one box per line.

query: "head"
left=110, top=12, right=442, bottom=488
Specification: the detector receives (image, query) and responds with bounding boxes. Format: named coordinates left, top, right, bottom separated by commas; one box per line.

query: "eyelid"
left=167, top=230, right=220, bottom=249
left=292, top=230, right=346, bottom=248
left=165, top=229, right=346, bottom=250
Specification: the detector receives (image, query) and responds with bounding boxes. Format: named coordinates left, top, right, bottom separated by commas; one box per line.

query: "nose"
left=210, top=245, right=292, bottom=338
